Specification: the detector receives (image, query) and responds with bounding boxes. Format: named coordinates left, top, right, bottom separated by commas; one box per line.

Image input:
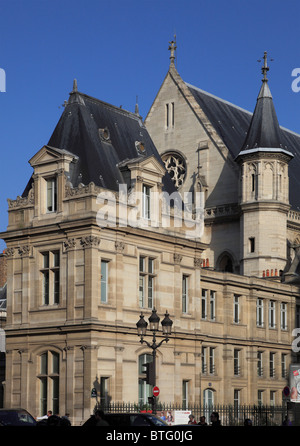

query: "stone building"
left=1, top=45, right=300, bottom=424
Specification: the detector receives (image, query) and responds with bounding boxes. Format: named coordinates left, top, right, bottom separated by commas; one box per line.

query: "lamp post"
left=136, top=308, right=173, bottom=414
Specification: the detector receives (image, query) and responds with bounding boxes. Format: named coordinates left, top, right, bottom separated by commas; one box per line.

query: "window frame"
left=139, top=256, right=155, bottom=309
left=41, top=251, right=60, bottom=306
left=46, top=177, right=57, bottom=213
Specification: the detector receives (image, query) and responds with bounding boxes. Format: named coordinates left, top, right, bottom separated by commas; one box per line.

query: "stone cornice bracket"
left=174, top=253, right=182, bottom=264
left=64, top=238, right=77, bottom=251
left=194, top=258, right=202, bottom=269
left=80, top=235, right=101, bottom=248
left=115, top=241, right=125, bottom=253
left=4, top=247, right=15, bottom=257
left=18, top=245, right=31, bottom=257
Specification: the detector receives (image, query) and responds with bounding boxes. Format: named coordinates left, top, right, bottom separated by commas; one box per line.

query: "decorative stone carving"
left=64, top=238, right=77, bottom=251
left=18, top=245, right=30, bottom=257
left=4, top=248, right=15, bottom=257
left=115, top=241, right=125, bottom=253
left=162, top=152, right=186, bottom=189
left=80, top=235, right=100, bottom=248
left=173, top=253, right=182, bottom=264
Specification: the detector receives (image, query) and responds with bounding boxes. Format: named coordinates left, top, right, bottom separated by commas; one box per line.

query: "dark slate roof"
left=23, top=83, right=176, bottom=196
left=240, top=80, right=283, bottom=151
left=186, top=81, right=300, bottom=210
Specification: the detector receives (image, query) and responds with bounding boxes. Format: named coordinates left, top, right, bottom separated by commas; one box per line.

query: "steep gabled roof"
left=23, top=81, right=175, bottom=196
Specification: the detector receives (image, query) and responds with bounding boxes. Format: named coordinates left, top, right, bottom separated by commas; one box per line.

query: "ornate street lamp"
left=136, top=308, right=173, bottom=413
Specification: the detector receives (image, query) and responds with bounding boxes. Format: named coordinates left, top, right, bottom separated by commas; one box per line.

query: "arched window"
left=138, top=353, right=152, bottom=405
left=216, top=252, right=236, bottom=273
left=37, top=351, right=60, bottom=416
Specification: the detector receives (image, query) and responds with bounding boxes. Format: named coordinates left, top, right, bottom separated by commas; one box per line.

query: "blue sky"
left=1, top=0, right=300, bottom=251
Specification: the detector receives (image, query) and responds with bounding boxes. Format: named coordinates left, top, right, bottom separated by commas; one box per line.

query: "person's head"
left=199, top=416, right=206, bottom=423
left=244, top=418, right=252, bottom=426
left=210, top=412, right=219, bottom=422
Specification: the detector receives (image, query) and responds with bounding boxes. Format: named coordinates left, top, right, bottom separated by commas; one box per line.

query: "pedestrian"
left=244, top=418, right=252, bottom=426
left=198, top=416, right=207, bottom=426
left=188, top=414, right=197, bottom=424
left=95, top=409, right=109, bottom=426
left=210, top=412, right=221, bottom=426
left=282, top=416, right=292, bottom=426
left=61, top=413, right=71, bottom=426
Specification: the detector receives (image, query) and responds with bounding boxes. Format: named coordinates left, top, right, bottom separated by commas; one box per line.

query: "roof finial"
left=168, top=35, right=177, bottom=66
left=73, top=78, right=78, bottom=92
left=135, top=95, right=139, bottom=115
left=261, top=51, right=269, bottom=81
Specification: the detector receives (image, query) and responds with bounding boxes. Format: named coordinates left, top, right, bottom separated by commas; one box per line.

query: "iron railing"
left=95, top=401, right=294, bottom=426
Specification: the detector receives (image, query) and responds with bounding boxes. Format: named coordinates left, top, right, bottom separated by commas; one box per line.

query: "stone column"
left=114, top=346, right=124, bottom=401
left=19, top=245, right=31, bottom=326
left=64, top=238, right=77, bottom=322
left=115, top=240, right=125, bottom=322
left=174, top=351, right=181, bottom=404
left=81, top=235, right=100, bottom=321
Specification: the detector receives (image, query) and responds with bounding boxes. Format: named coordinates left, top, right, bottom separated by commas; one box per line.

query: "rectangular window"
left=101, top=260, right=108, bottom=303
left=209, top=347, right=215, bottom=374
left=41, top=251, right=60, bottom=305
left=47, top=178, right=57, bottom=213
left=258, top=390, right=263, bottom=406
left=234, top=295, right=240, bottom=323
left=234, top=349, right=240, bottom=376
left=182, top=275, right=188, bottom=313
left=257, top=351, right=263, bottom=377
left=269, top=352, right=275, bottom=378
left=210, top=291, right=215, bottom=321
left=249, top=237, right=255, bottom=253
left=269, top=300, right=276, bottom=328
left=270, top=390, right=276, bottom=406
left=182, top=380, right=189, bottom=409
left=201, top=289, right=207, bottom=319
left=257, top=298, right=264, bottom=327
left=201, top=346, right=207, bottom=374
left=142, top=185, right=151, bottom=220
left=139, top=256, right=155, bottom=308
left=165, top=102, right=175, bottom=129
left=281, top=354, right=287, bottom=378
left=281, top=302, right=287, bottom=330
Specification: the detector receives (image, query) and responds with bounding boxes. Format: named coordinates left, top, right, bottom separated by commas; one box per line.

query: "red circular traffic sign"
left=153, top=386, right=160, bottom=397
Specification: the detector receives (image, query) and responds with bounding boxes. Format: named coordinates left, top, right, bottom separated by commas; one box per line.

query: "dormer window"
left=47, top=178, right=57, bottom=213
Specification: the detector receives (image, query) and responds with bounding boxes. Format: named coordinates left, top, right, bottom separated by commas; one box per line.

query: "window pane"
left=53, top=270, right=59, bottom=304
left=139, top=276, right=145, bottom=307
left=40, top=353, right=48, bottom=375
left=43, top=271, right=49, bottom=305
left=43, top=253, right=49, bottom=269
left=101, top=261, right=108, bottom=303
left=139, top=257, right=145, bottom=272
left=40, top=377, right=47, bottom=415
left=148, top=276, right=153, bottom=308
left=53, top=251, right=59, bottom=267
left=52, top=352, right=59, bottom=374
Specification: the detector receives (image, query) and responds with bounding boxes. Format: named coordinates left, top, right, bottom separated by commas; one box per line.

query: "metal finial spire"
left=168, top=35, right=177, bottom=66
left=261, top=51, right=269, bottom=81
left=73, top=78, right=78, bottom=92
left=258, top=52, right=273, bottom=82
